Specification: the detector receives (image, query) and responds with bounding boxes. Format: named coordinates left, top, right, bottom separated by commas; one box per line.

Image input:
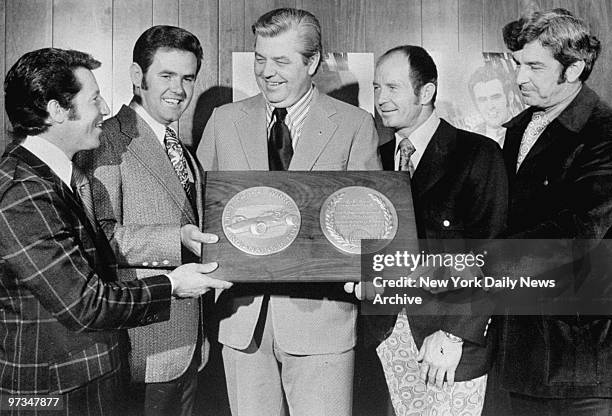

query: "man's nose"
left=261, top=61, right=277, bottom=78
left=99, top=97, right=110, bottom=116
left=170, top=77, right=185, bottom=95
left=375, top=89, right=388, bottom=105
left=515, top=65, right=528, bottom=85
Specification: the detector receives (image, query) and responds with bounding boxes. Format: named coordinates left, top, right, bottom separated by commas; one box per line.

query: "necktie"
left=71, top=166, right=97, bottom=228
left=268, top=107, right=293, bottom=171
left=516, top=111, right=550, bottom=171
left=164, top=127, right=193, bottom=201
left=398, top=138, right=416, bottom=176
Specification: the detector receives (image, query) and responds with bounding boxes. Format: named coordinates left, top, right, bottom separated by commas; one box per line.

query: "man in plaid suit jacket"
left=0, top=48, right=230, bottom=416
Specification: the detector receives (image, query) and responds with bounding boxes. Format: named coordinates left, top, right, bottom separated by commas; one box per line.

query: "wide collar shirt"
left=132, top=101, right=169, bottom=146
left=21, top=135, right=73, bottom=188
left=131, top=101, right=193, bottom=181
left=265, top=84, right=315, bottom=149
left=541, top=85, right=582, bottom=124
left=525, top=85, right=583, bottom=145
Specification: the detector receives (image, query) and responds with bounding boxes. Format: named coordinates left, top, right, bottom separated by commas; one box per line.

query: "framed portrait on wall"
left=432, top=51, right=526, bottom=148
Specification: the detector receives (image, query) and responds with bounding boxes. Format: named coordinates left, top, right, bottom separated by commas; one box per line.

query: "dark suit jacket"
left=493, top=85, right=612, bottom=397
left=378, top=118, right=508, bottom=381
left=0, top=144, right=171, bottom=398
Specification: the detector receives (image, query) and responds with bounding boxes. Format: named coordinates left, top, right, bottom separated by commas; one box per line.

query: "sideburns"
left=557, top=67, right=567, bottom=84
left=67, top=104, right=80, bottom=121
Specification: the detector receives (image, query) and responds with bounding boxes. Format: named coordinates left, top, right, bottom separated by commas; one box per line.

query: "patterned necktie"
left=70, top=166, right=97, bottom=228
left=398, top=138, right=416, bottom=176
left=268, top=107, right=293, bottom=171
left=516, top=111, right=550, bottom=171
left=164, top=127, right=193, bottom=201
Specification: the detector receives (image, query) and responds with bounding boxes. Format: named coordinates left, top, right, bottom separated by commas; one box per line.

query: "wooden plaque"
left=201, top=171, right=417, bottom=282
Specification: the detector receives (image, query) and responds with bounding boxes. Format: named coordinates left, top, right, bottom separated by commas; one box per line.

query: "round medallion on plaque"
left=320, top=186, right=398, bottom=254
left=222, top=186, right=301, bottom=256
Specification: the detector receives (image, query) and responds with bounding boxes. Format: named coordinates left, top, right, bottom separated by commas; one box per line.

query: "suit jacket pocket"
left=48, top=342, right=117, bottom=394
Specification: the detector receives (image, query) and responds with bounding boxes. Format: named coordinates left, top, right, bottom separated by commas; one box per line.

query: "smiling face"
left=65, top=67, right=110, bottom=152
left=374, top=53, right=426, bottom=136
left=513, top=40, right=569, bottom=109
left=132, top=48, right=197, bottom=125
left=253, top=29, right=318, bottom=108
left=473, top=79, right=510, bottom=128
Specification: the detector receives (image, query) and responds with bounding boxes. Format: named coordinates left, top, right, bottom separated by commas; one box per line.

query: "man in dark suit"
left=78, top=26, right=214, bottom=416
left=197, top=8, right=381, bottom=416
left=0, top=48, right=230, bottom=416
left=484, top=9, right=612, bottom=415
left=373, top=45, right=507, bottom=416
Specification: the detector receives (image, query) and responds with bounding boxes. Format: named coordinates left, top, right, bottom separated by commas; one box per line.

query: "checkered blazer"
left=0, top=144, right=172, bottom=396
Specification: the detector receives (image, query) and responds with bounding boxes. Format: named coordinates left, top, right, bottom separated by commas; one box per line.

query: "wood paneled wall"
left=1, top=0, right=611, bottom=154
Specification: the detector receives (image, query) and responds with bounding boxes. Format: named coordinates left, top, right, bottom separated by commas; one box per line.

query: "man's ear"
left=307, top=52, right=321, bottom=76
left=419, top=82, right=436, bottom=106
left=46, top=99, right=68, bottom=124
left=130, top=63, right=144, bottom=90
left=564, top=60, right=585, bottom=83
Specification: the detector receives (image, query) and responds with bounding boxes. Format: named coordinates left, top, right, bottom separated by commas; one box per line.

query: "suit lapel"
left=10, top=145, right=113, bottom=268
left=12, top=145, right=90, bottom=226
left=290, top=90, right=338, bottom=170
left=412, top=119, right=455, bottom=198
left=514, top=87, right=597, bottom=175
left=184, top=149, right=203, bottom=227
left=117, top=105, right=197, bottom=223
left=517, top=122, right=559, bottom=172
left=379, top=139, right=395, bottom=171
left=235, top=95, right=269, bottom=170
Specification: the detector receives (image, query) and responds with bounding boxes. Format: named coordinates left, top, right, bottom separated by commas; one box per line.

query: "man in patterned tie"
left=373, top=45, right=508, bottom=416
left=483, top=8, right=612, bottom=416
left=77, top=26, right=214, bottom=415
left=0, top=47, right=230, bottom=416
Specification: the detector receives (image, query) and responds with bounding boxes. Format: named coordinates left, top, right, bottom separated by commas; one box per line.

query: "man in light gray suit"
left=196, top=8, right=381, bottom=416
left=78, top=26, right=212, bottom=415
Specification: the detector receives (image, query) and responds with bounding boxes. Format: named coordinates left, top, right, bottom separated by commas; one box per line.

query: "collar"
left=394, top=110, right=441, bottom=170
left=265, top=84, right=315, bottom=125
left=554, top=84, right=600, bottom=133
left=540, top=84, right=582, bottom=125
left=504, top=84, right=599, bottom=134
left=21, top=135, right=73, bottom=188
left=131, top=101, right=171, bottom=146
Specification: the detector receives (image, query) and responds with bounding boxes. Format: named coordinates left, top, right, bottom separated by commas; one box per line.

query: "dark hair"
left=4, top=48, right=100, bottom=139
left=378, top=45, right=438, bottom=104
left=467, top=63, right=512, bottom=104
left=133, top=25, right=203, bottom=77
left=252, top=8, right=322, bottom=70
left=503, top=8, right=601, bottom=82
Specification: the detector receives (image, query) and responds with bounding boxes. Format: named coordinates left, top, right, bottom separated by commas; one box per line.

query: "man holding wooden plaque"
left=196, top=7, right=381, bottom=416
left=372, top=46, right=508, bottom=416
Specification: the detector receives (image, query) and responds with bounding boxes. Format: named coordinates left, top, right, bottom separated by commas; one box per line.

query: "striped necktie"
left=70, top=166, right=97, bottom=228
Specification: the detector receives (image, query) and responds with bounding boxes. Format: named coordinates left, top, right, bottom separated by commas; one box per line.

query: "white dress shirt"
left=21, top=135, right=73, bottom=188
left=393, top=111, right=441, bottom=171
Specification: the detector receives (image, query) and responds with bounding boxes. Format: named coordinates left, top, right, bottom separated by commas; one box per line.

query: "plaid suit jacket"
left=0, top=144, right=172, bottom=396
